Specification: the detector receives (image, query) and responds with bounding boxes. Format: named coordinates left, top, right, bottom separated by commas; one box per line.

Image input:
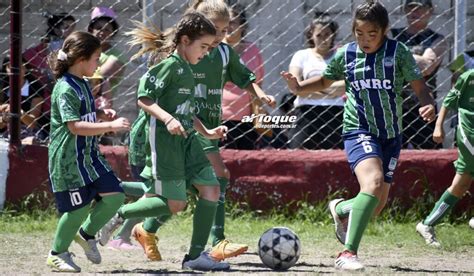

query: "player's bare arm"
left=432, top=105, right=448, bottom=144
left=410, top=79, right=436, bottom=122
left=138, top=96, right=187, bottom=137
left=281, top=71, right=334, bottom=95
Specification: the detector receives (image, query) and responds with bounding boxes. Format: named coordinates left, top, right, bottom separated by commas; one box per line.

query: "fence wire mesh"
left=0, top=0, right=473, bottom=150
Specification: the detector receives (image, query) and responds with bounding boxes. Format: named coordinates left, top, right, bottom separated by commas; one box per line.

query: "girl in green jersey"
left=46, top=31, right=129, bottom=272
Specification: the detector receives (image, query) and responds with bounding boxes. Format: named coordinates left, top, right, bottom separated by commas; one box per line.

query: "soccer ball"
left=258, top=227, right=301, bottom=270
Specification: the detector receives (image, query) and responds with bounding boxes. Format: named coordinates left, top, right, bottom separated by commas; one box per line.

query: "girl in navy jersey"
left=282, top=0, right=435, bottom=271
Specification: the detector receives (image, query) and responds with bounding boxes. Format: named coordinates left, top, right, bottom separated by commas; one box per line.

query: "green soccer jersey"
left=128, top=109, right=147, bottom=167
left=48, top=73, right=112, bottom=193
left=443, top=69, right=474, bottom=144
left=190, top=43, right=256, bottom=129
left=323, top=38, right=423, bottom=139
left=137, top=53, right=195, bottom=131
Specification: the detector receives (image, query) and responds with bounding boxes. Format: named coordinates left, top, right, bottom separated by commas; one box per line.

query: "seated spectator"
left=287, top=15, right=345, bottom=150
left=88, top=7, right=126, bottom=97
left=391, top=0, right=447, bottom=149
left=0, top=56, right=47, bottom=143
left=221, top=4, right=263, bottom=150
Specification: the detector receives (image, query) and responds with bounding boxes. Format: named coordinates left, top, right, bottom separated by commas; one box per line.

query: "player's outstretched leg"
left=75, top=192, right=125, bottom=264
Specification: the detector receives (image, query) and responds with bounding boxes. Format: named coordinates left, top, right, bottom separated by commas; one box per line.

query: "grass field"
left=0, top=204, right=473, bottom=275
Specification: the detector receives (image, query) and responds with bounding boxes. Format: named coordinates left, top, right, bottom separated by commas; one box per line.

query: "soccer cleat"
left=132, top=223, right=162, bottom=261
left=74, top=234, right=101, bottom=264
left=416, top=222, right=441, bottom=247
left=182, top=251, right=230, bottom=271
left=335, top=250, right=364, bottom=271
left=328, top=198, right=348, bottom=244
left=46, top=251, right=81, bottom=272
left=209, top=239, right=248, bottom=261
left=107, top=237, right=140, bottom=250
left=98, top=213, right=124, bottom=246
left=469, top=218, right=474, bottom=229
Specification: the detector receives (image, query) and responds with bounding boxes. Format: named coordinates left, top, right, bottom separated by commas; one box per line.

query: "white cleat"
left=74, top=234, right=101, bottom=264
left=98, top=214, right=124, bottom=246
left=328, top=198, right=347, bottom=244
left=46, top=251, right=81, bottom=272
left=416, top=222, right=441, bottom=247
left=182, top=251, right=230, bottom=271
left=335, top=250, right=364, bottom=271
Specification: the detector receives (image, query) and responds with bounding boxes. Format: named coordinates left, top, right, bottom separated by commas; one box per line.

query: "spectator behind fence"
left=23, top=12, right=76, bottom=90
left=221, top=4, right=263, bottom=150
left=287, top=15, right=346, bottom=150
left=391, top=0, right=447, bottom=149
left=88, top=7, right=126, bottom=99
left=0, top=56, right=48, bottom=143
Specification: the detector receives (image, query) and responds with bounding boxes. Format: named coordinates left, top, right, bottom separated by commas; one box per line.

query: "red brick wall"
left=5, top=146, right=472, bottom=213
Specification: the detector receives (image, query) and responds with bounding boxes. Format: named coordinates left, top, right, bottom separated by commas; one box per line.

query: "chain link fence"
left=0, top=0, right=472, bottom=149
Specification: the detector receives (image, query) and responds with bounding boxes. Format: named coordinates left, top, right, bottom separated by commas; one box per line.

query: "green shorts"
left=195, top=132, right=220, bottom=153
left=455, top=130, right=474, bottom=176
left=141, top=129, right=218, bottom=200
left=143, top=166, right=218, bottom=200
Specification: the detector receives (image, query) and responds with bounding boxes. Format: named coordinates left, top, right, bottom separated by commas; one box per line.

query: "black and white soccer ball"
left=258, top=227, right=301, bottom=270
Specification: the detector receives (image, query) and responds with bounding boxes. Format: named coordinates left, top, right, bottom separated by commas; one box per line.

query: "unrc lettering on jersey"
left=81, top=112, right=96, bottom=122
left=350, top=79, right=392, bottom=91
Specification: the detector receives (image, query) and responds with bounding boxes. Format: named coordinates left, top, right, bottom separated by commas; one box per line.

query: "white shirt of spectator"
left=289, top=48, right=344, bottom=107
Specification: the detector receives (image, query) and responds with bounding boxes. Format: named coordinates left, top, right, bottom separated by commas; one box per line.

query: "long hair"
left=127, top=12, right=216, bottom=66
left=48, top=31, right=101, bottom=79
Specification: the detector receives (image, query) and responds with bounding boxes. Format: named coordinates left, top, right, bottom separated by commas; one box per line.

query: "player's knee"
left=221, top=168, right=230, bottom=180
left=199, top=186, right=220, bottom=202
left=366, top=174, right=385, bottom=194
left=168, top=200, right=187, bottom=214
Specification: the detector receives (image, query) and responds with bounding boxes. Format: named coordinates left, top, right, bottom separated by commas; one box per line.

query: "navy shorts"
left=53, top=171, right=123, bottom=213
left=343, top=131, right=402, bottom=183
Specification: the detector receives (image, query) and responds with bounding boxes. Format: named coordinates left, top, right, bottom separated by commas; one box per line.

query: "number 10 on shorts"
left=69, top=191, right=83, bottom=206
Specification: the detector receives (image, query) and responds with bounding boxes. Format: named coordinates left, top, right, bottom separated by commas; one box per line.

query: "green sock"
left=345, top=193, right=379, bottom=253
left=335, top=198, right=355, bottom=218
left=52, top=205, right=89, bottom=253
left=114, top=218, right=143, bottom=240
left=120, top=181, right=146, bottom=197
left=82, top=193, right=125, bottom=235
left=143, top=215, right=172, bottom=233
left=211, top=177, right=229, bottom=246
left=423, top=190, right=460, bottom=226
left=189, top=197, right=218, bottom=259
left=119, top=196, right=172, bottom=219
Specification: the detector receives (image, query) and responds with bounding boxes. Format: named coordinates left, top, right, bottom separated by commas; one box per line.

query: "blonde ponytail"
left=126, top=20, right=175, bottom=64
